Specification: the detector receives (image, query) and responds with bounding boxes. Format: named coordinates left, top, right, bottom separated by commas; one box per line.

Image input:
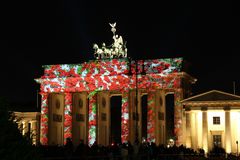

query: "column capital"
left=201, top=106, right=208, bottom=111
left=224, top=106, right=230, bottom=111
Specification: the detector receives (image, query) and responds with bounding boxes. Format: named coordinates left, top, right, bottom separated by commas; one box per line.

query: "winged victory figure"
left=109, top=22, right=116, bottom=35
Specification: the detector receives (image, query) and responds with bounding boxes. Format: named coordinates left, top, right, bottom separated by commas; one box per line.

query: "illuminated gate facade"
left=36, top=58, right=196, bottom=146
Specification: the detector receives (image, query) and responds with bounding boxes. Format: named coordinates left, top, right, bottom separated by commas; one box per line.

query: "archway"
left=165, top=94, right=175, bottom=142
left=110, top=96, right=122, bottom=144
left=141, top=94, right=148, bottom=142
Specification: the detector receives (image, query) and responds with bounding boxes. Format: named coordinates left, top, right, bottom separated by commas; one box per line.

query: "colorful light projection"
left=88, top=95, right=97, bottom=145
left=36, top=58, right=183, bottom=145
left=40, top=93, right=48, bottom=145
left=121, top=92, right=129, bottom=143
left=64, top=93, right=72, bottom=144
left=147, top=91, right=156, bottom=142
left=174, top=88, right=183, bottom=145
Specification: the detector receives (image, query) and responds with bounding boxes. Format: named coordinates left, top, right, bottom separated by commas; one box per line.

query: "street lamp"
left=128, top=57, right=145, bottom=143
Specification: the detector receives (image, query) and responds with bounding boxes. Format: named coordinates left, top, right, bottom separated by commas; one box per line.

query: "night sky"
left=2, top=1, right=238, bottom=107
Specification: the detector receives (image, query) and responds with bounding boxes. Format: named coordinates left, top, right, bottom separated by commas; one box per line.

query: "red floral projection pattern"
left=64, top=93, right=72, bottom=144
left=40, top=93, right=48, bottom=145
left=147, top=91, right=156, bottom=142
left=88, top=95, right=97, bottom=145
left=174, top=89, right=183, bottom=146
left=121, top=92, right=129, bottom=143
left=36, top=58, right=183, bottom=145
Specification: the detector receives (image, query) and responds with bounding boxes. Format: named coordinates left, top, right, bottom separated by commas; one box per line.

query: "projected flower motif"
left=42, top=59, right=129, bottom=78
left=64, top=93, right=72, bottom=144
left=37, top=58, right=183, bottom=145
left=147, top=92, right=155, bottom=142
left=88, top=95, right=97, bottom=145
left=121, top=93, right=129, bottom=143
left=40, top=74, right=180, bottom=93
left=39, top=58, right=183, bottom=94
left=40, top=93, right=48, bottom=145
left=41, top=58, right=182, bottom=79
left=174, top=89, right=183, bottom=145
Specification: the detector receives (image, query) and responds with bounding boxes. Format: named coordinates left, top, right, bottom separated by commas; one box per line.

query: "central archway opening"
left=141, top=95, right=148, bottom=141
left=110, top=96, right=122, bottom=144
left=165, top=94, right=175, bottom=142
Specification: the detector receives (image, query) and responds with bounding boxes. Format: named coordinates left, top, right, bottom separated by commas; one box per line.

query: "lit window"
left=213, top=117, right=220, bottom=125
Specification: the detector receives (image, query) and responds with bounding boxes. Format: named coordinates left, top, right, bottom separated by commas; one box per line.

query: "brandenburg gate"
left=35, top=23, right=196, bottom=146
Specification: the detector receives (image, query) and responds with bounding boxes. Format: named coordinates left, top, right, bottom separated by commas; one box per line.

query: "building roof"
left=181, top=90, right=240, bottom=104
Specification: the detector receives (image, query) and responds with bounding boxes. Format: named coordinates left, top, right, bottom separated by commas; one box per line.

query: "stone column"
left=31, top=120, right=37, bottom=145
left=195, top=112, right=199, bottom=148
left=225, top=107, right=231, bottom=153
left=129, top=91, right=136, bottom=144
left=121, top=92, right=129, bottom=143
left=202, top=107, right=208, bottom=153
left=40, top=93, right=48, bottom=145
left=174, top=88, right=184, bottom=146
left=185, top=108, right=191, bottom=148
left=22, top=120, right=28, bottom=136
left=190, top=112, right=197, bottom=150
left=64, top=92, right=73, bottom=144
left=88, top=94, right=97, bottom=145
left=147, top=91, right=156, bottom=143
left=156, top=90, right=165, bottom=145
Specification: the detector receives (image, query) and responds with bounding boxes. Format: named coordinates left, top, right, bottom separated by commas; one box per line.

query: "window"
left=213, top=117, right=220, bottom=125
left=213, top=135, right=222, bottom=147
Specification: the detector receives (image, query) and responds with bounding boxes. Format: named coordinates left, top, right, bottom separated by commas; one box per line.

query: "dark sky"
left=2, top=1, right=239, bottom=107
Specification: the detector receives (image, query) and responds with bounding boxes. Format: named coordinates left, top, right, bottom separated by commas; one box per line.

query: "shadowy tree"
left=0, top=97, right=40, bottom=160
